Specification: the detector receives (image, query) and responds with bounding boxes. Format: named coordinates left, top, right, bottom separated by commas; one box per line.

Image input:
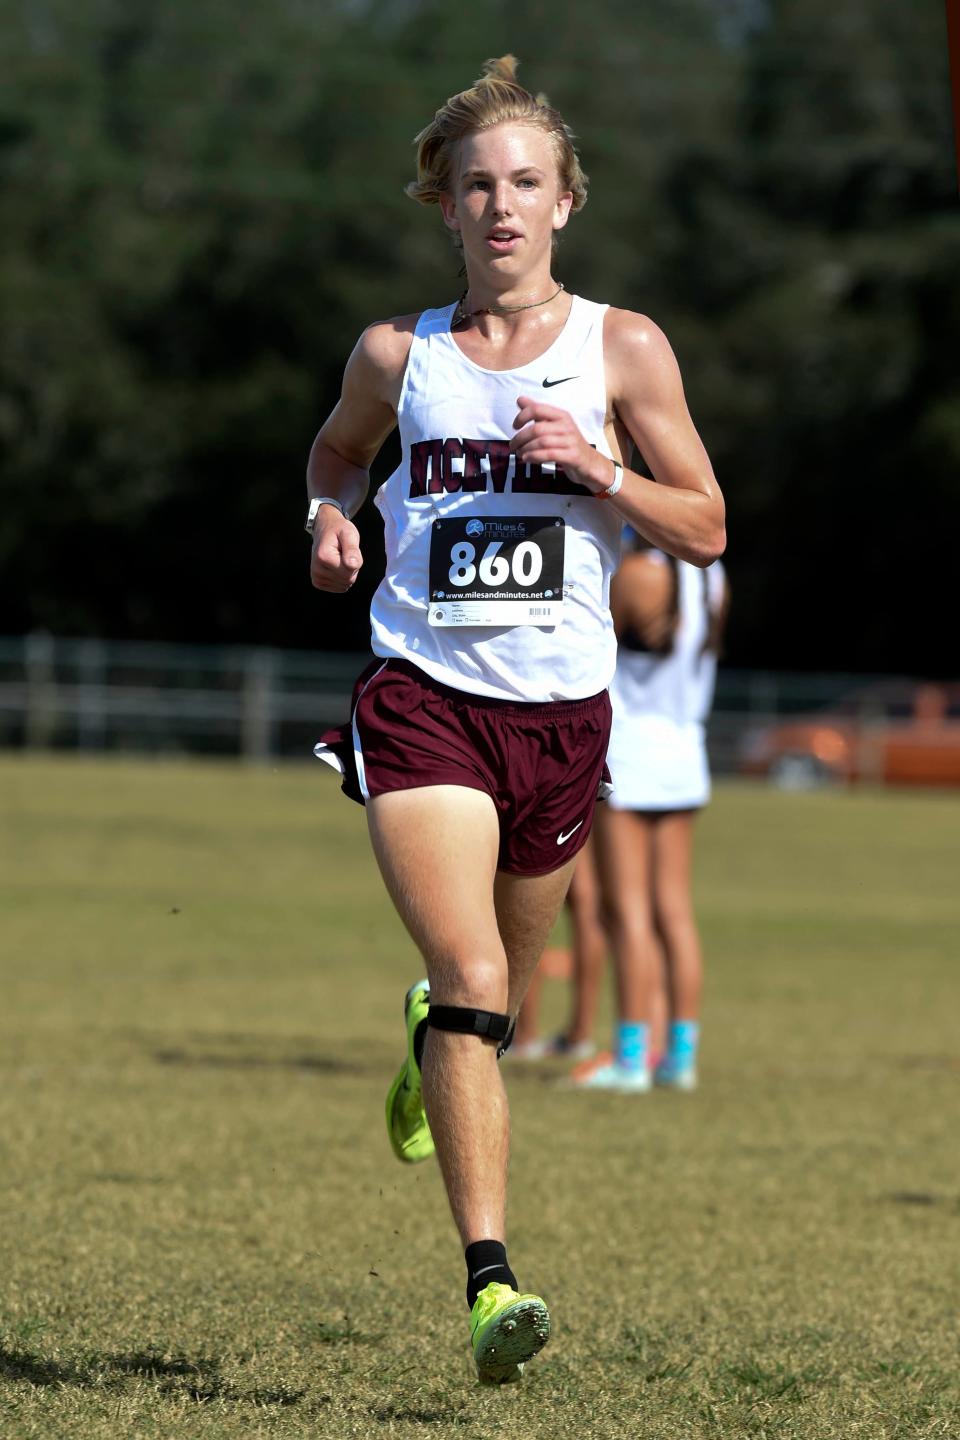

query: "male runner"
left=307, top=56, right=725, bottom=1382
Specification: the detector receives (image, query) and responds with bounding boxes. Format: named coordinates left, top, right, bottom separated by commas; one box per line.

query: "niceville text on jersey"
left=408, top=437, right=592, bottom=498
left=369, top=294, right=623, bottom=704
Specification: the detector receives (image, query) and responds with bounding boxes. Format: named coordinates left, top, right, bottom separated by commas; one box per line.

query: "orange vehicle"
left=738, top=681, right=960, bottom=788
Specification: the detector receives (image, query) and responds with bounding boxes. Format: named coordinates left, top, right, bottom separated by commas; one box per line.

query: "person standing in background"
left=510, top=833, right=606, bottom=1062
left=573, top=535, right=729, bottom=1092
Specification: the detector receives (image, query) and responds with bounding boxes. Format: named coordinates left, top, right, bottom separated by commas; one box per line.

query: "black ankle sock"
left=465, top=1240, right=518, bottom=1309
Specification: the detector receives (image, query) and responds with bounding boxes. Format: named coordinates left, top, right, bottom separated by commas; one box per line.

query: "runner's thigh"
left=367, top=785, right=507, bottom=1005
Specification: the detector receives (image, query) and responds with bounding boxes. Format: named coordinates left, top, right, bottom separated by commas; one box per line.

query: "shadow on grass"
left=0, top=1347, right=84, bottom=1387
left=0, top=1345, right=307, bottom=1408
left=885, top=1190, right=959, bottom=1210
left=371, top=1403, right=465, bottom=1424
left=313, top=1314, right=385, bottom=1347
left=117, top=1026, right=381, bottom=1077
left=91, top=1172, right=167, bottom=1185
left=110, top=1352, right=307, bottom=1407
left=152, top=1047, right=363, bottom=1075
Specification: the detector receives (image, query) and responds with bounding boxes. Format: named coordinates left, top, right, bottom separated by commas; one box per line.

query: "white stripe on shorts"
left=351, top=661, right=388, bottom=802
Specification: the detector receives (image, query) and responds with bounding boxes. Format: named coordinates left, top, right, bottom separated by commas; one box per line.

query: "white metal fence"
left=0, top=634, right=358, bottom=762
left=0, top=633, right=904, bottom=773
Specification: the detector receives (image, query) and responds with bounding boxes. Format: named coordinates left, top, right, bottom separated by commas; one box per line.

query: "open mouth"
left=486, top=229, right=521, bottom=250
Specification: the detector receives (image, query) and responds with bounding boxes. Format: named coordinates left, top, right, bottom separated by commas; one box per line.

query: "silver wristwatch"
left=305, top=496, right=348, bottom=534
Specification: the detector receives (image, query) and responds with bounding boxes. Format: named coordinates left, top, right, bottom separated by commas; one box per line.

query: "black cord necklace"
left=451, top=281, right=565, bottom=330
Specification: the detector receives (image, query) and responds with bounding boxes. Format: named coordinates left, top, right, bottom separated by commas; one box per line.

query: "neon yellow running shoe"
left=470, top=1282, right=551, bottom=1385
left=385, top=979, right=435, bottom=1164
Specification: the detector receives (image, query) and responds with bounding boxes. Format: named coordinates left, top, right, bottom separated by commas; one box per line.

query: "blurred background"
left=2, top=0, right=958, bottom=776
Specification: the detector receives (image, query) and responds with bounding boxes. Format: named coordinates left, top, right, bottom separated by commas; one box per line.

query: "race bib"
left=428, top=515, right=565, bottom=627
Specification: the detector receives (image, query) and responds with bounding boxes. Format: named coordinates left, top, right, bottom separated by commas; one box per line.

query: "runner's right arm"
left=307, top=318, right=415, bottom=593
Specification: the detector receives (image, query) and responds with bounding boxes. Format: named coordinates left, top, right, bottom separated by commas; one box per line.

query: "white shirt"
left=606, top=552, right=726, bottom=810
left=369, top=295, right=622, bottom=702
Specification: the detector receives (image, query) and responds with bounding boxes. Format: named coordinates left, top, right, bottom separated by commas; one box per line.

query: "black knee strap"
left=427, top=1004, right=511, bottom=1043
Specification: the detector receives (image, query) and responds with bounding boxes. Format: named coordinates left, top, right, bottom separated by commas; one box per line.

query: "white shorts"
left=605, top=714, right=710, bottom=812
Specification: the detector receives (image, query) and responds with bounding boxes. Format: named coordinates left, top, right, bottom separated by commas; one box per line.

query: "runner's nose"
left=491, top=182, right=513, bottom=218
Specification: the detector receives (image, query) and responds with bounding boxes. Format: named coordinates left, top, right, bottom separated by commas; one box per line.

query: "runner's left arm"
left=510, top=310, right=725, bottom=568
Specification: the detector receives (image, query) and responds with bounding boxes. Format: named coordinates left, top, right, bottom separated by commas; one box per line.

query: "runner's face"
left=441, top=123, right=573, bottom=278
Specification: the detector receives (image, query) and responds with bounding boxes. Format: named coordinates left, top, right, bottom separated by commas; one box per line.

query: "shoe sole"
left=474, top=1297, right=551, bottom=1384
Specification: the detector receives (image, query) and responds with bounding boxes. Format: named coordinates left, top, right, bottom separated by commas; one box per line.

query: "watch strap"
left=595, top=460, right=623, bottom=501
left=306, top=496, right=349, bottom=533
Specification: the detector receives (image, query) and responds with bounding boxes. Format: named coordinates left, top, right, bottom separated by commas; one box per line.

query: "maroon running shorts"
left=316, top=658, right=612, bottom=877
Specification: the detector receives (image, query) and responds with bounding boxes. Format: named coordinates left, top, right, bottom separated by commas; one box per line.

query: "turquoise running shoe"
left=653, top=1057, right=698, bottom=1091
left=470, top=1282, right=551, bottom=1385
left=568, top=1051, right=651, bottom=1093
left=385, top=979, right=435, bottom=1164
left=655, top=1021, right=700, bottom=1089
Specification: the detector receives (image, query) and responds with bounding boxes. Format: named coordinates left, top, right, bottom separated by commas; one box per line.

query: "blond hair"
left=407, top=56, right=588, bottom=212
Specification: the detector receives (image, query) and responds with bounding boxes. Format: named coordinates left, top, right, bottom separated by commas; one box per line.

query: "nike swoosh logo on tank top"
left=542, top=375, right=579, bottom=388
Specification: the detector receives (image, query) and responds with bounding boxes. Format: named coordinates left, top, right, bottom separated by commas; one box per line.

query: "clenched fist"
left=310, top=507, right=364, bottom=593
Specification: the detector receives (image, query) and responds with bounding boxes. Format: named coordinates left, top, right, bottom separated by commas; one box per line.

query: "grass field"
left=1, top=754, right=958, bottom=1439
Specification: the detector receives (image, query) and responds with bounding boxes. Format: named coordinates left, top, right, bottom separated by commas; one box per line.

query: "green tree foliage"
left=1, top=0, right=957, bottom=670
left=649, top=0, right=959, bottom=670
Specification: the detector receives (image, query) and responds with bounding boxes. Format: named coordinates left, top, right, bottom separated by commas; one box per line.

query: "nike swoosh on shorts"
left=556, top=820, right=584, bottom=845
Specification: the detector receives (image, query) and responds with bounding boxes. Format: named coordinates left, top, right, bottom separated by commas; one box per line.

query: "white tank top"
left=610, top=551, right=725, bottom=728
left=369, top=295, right=622, bottom=702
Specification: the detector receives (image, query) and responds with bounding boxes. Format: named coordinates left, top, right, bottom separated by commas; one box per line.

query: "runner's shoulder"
left=353, top=312, right=420, bottom=381
left=601, top=307, right=683, bottom=403
left=602, top=307, right=675, bottom=365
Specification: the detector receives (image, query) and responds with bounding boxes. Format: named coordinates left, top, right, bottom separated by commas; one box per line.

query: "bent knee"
left=428, top=954, right=508, bottom=1013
